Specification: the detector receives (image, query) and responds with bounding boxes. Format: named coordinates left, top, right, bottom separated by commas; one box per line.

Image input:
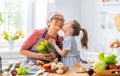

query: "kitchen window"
left=0, top=0, right=48, bottom=49
left=0, top=0, right=29, bottom=47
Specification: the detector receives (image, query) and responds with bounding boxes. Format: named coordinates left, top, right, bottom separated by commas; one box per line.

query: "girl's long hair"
left=71, top=20, right=88, bottom=49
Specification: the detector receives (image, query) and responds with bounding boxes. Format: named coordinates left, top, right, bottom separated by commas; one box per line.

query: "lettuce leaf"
left=98, top=52, right=118, bottom=65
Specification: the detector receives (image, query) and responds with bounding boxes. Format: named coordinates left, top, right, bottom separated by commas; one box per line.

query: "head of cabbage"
left=93, top=60, right=107, bottom=72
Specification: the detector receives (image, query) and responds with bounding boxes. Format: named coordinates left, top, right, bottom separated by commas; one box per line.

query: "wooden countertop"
left=2, top=68, right=89, bottom=76
left=46, top=68, right=88, bottom=76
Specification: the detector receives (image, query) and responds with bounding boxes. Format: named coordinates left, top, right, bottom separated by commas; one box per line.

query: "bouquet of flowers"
left=36, top=40, right=54, bottom=62
left=3, top=30, right=24, bottom=40
left=110, top=40, right=120, bottom=48
left=36, top=40, right=51, bottom=54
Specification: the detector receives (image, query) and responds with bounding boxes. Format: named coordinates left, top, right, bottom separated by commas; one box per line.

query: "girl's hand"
left=37, top=53, right=51, bottom=61
left=49, top=38, right=56, bottom=46
left=80, top=59, right=87, bottom=64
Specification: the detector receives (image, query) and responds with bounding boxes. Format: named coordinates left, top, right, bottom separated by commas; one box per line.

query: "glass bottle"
left=0, top=56, right=2, bottom=76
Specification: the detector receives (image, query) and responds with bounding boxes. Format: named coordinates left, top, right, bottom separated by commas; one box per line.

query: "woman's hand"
left=50, top=51, right=56, bottom=58
left=37, top=53, right=51, bottom=61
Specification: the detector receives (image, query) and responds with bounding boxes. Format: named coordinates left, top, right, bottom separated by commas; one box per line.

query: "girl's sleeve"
left=62, top=38, right=72, bottom=51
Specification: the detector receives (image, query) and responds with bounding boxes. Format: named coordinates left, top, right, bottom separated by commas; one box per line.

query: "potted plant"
left=2, top=30, right=24, bottom=49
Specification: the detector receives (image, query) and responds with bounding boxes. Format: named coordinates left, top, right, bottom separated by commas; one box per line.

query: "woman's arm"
left=49, top=38, right=68, bottom=56
left=19, top=29, right=51, bottom=61
left=20, top=49, right=51, bottom=61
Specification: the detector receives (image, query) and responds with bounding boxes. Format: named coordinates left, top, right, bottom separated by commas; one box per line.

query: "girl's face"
left=49, top=15, right=64, bottom=31
left=62, top=21, right=74, bottom=33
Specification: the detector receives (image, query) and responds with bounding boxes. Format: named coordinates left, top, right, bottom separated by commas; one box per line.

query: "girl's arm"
left=53, top=43, right=68, bottom=56
left=49, top=38, right=68, bottom=56
left=80, top=57, right=87, bottom=63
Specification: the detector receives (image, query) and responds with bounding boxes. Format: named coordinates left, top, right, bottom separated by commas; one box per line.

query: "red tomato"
left=109, top=64, right=115, bottom=69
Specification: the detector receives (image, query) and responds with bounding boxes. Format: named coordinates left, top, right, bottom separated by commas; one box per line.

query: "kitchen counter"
left=2, top=68, right=89, bottom=76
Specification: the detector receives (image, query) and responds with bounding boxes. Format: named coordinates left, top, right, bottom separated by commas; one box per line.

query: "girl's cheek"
left=62, top=26, right=65, bottom=30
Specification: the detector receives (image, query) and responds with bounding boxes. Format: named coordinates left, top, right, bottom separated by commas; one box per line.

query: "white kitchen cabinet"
left=99, top=2, right=120, bottom=29
left=0, top=48, right=25, bottom=66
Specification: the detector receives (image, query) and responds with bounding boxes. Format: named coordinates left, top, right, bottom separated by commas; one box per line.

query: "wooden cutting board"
left=96, top=69, right=120, bottom=76
left=45, top=66, right=69, bottom=73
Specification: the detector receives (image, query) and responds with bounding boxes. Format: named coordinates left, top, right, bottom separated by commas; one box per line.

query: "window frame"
left=0, top=0, right=34, bottom=48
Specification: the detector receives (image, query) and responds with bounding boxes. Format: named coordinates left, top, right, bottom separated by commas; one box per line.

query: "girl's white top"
left=61, top=36, right=80, bottom=67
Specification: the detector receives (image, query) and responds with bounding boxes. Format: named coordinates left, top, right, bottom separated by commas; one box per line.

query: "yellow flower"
left=36, top=40, right=51, bottom=54
left=36, top=45, right=41, bottom=51
left=44, top=40, right=49, bottom=46
left=3, top=31, right=9, bottom=40
left=16, top=30, right=22, bottom=36
left=20, top=34, right=24, bottom=38
left=40, top=42, right=44, bottom=45
left=40, top=45, right=44, bottom=50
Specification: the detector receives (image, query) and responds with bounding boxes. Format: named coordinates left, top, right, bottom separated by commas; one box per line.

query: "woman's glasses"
left=52, top=17, right=65, bottom=23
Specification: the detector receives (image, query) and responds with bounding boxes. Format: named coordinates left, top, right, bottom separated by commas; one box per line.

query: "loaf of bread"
left=114, top=14, right=120, bottom=31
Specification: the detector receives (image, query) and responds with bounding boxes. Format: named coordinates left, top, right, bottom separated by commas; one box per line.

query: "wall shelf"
left=100, top=2, right=120, bottom=5
left=99, top=2, right=120, bottom=13
left=99, top=2, right=120, bottom=30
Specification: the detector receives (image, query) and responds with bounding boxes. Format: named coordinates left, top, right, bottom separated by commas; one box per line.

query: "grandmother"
left=19, top=10, right=65, bottom=64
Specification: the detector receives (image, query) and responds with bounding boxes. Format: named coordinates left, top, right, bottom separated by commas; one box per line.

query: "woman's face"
left=49, top=15, right=65, bottom=31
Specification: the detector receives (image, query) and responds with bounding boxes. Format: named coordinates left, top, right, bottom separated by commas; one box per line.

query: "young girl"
left=49, top=20, right=88, bottom=67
